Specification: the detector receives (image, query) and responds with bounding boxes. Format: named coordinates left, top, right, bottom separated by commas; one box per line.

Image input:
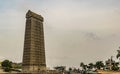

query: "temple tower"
left=22, top=10, right=46, bottom=72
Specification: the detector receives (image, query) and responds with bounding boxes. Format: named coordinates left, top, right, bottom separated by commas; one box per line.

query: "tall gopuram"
left=22, top=10, right=46, bottom=72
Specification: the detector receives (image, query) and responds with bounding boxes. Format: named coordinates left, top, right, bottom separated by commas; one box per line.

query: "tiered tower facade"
left=22, top=10, right=46, bottom=72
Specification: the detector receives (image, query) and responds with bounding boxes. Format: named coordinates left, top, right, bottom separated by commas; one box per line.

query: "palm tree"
left=80, top=62, right=85, bottom=70
left=80, top=62, right=87, bottom=71
left=80, top=62, right=84, bottom=68
left=95, top=61, right=104, bottom=70
left=88, top=63, right=94, bottom=69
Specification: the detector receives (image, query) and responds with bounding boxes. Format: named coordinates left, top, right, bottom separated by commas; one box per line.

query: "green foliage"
left=80, top=62, right=84, bottom=67
left=54, top=66, right=66, bottom=72
left=80, top=62, right=87, bottom=70
left=112, top=65, right=119, bottom=71
left=95, top=61, right=104, bottom=69
left=1, top=60, right=12, bottom=72
left=4, top=67, right=11, bottom=72
left=12, top=63, right=22, bottom=69
left=88, top=63, right=94, bottom=69
left=111, top=62, right=119, bottom=71
left=116, top=50, right=120, bottom=59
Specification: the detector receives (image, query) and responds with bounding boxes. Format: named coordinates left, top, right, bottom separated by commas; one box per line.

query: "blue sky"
left=0, top=0, right=120, bottom=69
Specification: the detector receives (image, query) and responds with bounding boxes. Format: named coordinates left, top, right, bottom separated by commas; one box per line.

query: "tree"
left=54, top=66, right=66, bottom=72
left=80, top=62, right=84, bottom=69
left=88, top=63, right=94, bottom=69
left=116, top=50, right=120, bottom=60
left=112, top=62, right=119, bottom=71
left=95, top=61, right=104, bottom=69
left=69, top=67, right=72, bottom=71
left=80, top=62, right=87, bottom=70
left=1, top=60, right=12, bottom=72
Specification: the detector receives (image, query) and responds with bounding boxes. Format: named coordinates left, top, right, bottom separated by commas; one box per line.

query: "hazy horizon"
left=0, top=0, right=120, bottom=68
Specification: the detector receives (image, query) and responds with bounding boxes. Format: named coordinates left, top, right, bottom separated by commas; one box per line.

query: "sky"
left=0, top=0, right=120, bottom=69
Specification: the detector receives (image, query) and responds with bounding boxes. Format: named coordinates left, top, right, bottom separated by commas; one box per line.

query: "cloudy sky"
left=0, top=0, right=120, bottom=68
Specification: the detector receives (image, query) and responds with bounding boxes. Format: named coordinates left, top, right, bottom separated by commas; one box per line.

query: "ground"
left=98, top=70, right=120, bottom=74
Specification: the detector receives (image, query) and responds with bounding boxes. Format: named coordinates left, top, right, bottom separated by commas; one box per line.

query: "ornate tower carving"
left=22, top=10, right=46, bottom=72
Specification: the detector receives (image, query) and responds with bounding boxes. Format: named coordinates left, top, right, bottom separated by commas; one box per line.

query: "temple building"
left=22, top=10, right=46, bottom=72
